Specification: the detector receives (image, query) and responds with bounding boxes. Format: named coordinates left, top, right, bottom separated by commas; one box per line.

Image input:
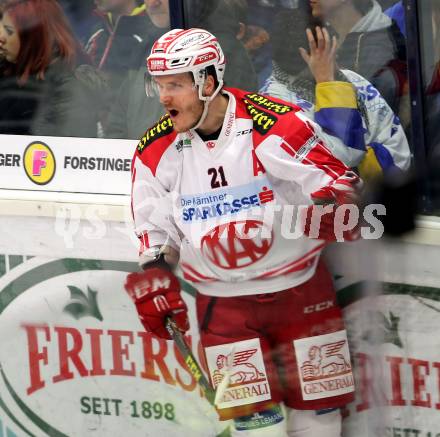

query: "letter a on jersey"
left=252, top=149, right=265, bottom=176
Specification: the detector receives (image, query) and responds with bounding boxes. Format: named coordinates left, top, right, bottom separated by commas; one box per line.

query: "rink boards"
left=1, top=134, right=440, bottom=436
left=1, top=212, right=440, bottom=436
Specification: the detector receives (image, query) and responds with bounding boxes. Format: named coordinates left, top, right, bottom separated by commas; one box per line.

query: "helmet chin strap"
left=191, top=74, right=224, bottom=131
left=192, top=99, right=210, bottom=131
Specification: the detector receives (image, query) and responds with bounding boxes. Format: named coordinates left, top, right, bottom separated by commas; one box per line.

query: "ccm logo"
left=153, top=295, right=170, bottom=312
left=195, top=53, right=215, bottom=64
left=134, top=277, right=171, bottom=299
left=304, top=300, right=334, bottom=314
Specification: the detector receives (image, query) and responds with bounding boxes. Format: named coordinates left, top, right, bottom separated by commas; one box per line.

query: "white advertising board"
left=0, top=135, right=135, bottom=196
left=0, top=255, right=227, bottom=437
left=0, top=250, right=440, bottom=436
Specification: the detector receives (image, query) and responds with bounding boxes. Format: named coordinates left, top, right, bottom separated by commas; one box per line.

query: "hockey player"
left=125, top=28, right=359, bottom=436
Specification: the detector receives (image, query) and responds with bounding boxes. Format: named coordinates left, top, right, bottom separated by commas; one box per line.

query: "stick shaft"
left=165, top=316, right=216, bottom=405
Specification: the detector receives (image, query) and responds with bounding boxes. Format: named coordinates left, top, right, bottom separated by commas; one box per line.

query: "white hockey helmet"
left=146, top=28, right=226, bottom=103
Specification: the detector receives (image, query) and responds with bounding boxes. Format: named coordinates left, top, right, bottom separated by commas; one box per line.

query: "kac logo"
left=201, top=220, right=273, bottom=269
left=23, top=141, right=56, bottom=185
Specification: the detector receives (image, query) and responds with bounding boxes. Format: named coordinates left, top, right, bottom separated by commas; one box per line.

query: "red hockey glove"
left=304, top=173, right=361, bottom=242
left=124, top=268, right=189, bottom=339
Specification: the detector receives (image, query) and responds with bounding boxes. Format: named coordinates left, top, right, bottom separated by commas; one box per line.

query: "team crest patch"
left=204, top=338, right=271, bottom=409
left=137, top=114, right=173, bottom=153
left=243, top=100, right=278, bottom=134
left=245, top=93, right=293, bottom=114
left=201, top=220, right=273, bottom=269
left=294, top=330, right=354, bottom=401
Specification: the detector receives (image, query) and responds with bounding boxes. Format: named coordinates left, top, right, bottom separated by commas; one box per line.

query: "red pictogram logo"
left=206, top=141, right=216, bottom=149
left=201, top=220, right=273, bottom=269
left=300, top=340, right=352, bottom=381
left=258, top=186, right=274, bottom=204
left=212, top=349, right=266, bottom=388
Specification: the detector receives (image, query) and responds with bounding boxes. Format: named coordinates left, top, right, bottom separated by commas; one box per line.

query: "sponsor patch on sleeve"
left=243, top=100, right=278, bottom=135
left=137, top=114, right=174, bottom=154
left=294, top=330, right=354, bottom=401
left=245, top=93, right=293, bottom=114
left=204, top=338, right=271, bottom=409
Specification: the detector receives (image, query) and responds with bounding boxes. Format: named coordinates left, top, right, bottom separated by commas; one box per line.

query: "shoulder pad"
left=137, top=114, right=174, bottom=154
left=242, top=93, right=295, bottom=135
left=244, top=93, right=294, bottom=115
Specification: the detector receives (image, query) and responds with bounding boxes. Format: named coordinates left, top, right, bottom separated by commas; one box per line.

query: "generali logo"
left=294, top=330, right=355, bottom=401
left=300, top=340, right=352, bottom=381
left=212, top=349, right=266, bottom=388
left=205, top=339, right=271, bottom=409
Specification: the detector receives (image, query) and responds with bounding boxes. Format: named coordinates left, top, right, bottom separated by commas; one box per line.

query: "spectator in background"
left=426, top=3, right=440, bottom=170
left=310, top=0, right=407, bottom=118
left=376, top=0, right=397, bottom=10
left=105, top=0, right=258, bottom=139
left=57, top=0, right=101, bottom=45
left=84, top=0, right=146, bottom=135
left=85, top=0, right=146, bottom=68
left=0, top=0, right=101, bottom=137
left=261, top=8, right=410, bottom=180
left=384, top=1, right=405, bottom=37
left=174, top=0, right=258, bottom=92
left=145, top=0, right=169, bottom=27
left=425, top=3, right=440, bottom=214
left=224, top=0, right=271, bottom=87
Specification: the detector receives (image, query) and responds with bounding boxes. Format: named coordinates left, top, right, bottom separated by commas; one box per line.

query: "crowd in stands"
left=0, top=0, right=425, bottom=180
left=261, top=6, right=410, bottom=180
left=0, top=0, right=102, bottom=136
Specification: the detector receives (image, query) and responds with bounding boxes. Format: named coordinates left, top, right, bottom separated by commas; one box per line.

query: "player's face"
left=309, top=0, right=343, bottom=19
left=154, top=73, right=204, bottom=133
left=0, top=12, right=20, bottom=64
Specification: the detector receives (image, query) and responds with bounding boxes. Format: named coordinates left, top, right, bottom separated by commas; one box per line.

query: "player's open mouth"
left=169, top=109, right=179, bottom=118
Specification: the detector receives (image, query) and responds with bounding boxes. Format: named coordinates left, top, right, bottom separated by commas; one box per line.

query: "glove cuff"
left=141, top=253, right=172, bottom=272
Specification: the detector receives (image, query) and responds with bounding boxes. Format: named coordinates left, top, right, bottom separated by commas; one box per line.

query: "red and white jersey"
left=131, top=87, right=355, bottom=296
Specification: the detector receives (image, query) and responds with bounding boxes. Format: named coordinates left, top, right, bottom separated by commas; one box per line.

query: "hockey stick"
left=213, top=345, right=235, bottom=406
left=165, top=316, right=216, bottom=406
